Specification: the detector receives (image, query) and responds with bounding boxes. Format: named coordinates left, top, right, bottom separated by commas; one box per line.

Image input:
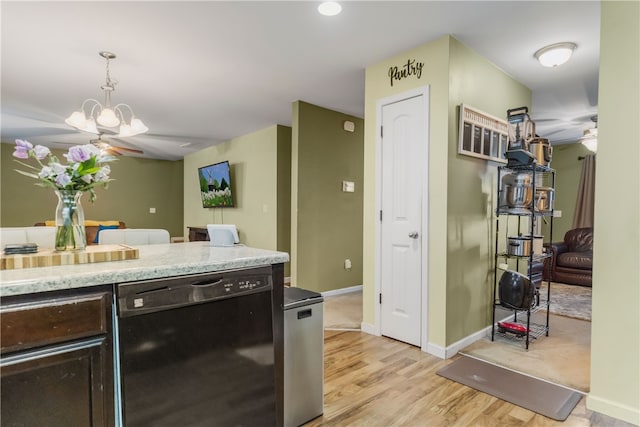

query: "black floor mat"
left=437, top=355, right=582, bottom=421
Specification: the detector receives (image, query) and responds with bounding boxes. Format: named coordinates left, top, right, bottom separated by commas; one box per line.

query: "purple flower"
left=84, top=144, right=101, bottom=158
left=55, top=173, right=72, bottom=187
left=32, top=145, right=51, bottom=160
left=12, top=137, right=116, bottom=201
left=65, top=145, right=93, bottom=163
left=13, top=139, right=33, bottom=159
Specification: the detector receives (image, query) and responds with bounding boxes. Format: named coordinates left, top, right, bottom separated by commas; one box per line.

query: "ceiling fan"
left=533, top=112, right=596, bottom=137
left=579, top=115, right=598, bottom=152
left=55, top=133, right=144, bottom=156
left=91, top=134, right=144, bottom=156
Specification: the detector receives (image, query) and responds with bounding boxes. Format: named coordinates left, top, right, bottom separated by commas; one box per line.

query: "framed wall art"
left=458, top=104, right=508, bottom=164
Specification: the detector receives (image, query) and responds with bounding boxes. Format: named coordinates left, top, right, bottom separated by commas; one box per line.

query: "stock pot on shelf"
left=507, top=236, right=532, bottom=257
left=529, top=138, right=553, bottom=167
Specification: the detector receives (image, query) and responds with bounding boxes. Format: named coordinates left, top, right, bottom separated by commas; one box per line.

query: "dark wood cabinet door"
left=0, top=288, right=114, bottom=427
left=1, top=337, right=111, bottom=426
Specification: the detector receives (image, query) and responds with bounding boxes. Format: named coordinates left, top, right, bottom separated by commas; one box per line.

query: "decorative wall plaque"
left=458, top=104, right=508, bottom=163
left=388, top=59, right=424, bottom=87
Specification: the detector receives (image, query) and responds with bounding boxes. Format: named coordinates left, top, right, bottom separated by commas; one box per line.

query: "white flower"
left=94, top=165, right=111, bottom=182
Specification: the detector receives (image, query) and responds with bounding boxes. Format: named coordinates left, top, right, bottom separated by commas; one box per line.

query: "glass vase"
left=54, top=190, right=86, bottom=251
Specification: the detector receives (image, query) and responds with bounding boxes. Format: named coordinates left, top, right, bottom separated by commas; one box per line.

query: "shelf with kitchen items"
left=491, top=163, right=556, bottom=350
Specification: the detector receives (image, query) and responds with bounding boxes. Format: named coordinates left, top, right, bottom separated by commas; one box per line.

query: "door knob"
left=408, top=232, right=419, bottom=239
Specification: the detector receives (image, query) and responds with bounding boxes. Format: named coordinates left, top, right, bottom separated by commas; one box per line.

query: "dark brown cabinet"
left=188, top=226, right=209, bottom=241
left=1, top=287, right=114, bottom=426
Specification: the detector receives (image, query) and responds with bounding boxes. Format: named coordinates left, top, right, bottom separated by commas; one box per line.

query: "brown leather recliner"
left=543, top=227, right=593, bottom=287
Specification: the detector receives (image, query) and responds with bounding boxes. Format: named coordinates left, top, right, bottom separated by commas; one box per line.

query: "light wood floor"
left=303, top=330, right=631, bottom=427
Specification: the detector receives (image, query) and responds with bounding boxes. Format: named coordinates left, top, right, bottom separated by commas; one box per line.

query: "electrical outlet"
left=149, top=207, right=156, bottom=214
left=344, top=259, right=352, bottom=270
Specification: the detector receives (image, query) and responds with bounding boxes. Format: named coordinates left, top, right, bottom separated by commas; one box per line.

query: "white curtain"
left=572, top=154, right=596, bottom=229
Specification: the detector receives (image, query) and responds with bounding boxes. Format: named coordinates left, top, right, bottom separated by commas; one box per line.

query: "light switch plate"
left=342, top=181, right=355, bottom=192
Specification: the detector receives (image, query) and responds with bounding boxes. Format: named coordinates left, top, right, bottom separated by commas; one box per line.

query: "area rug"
left=323, top=291, right=362, bottom=330
left=538, top=282, right=591, bottom=321
left=460, top=311, right=591, bottom=392
left=437, top=355, right=582, bottom=421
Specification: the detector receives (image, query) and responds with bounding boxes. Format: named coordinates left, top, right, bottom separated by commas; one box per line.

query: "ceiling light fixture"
left=534, top=42, right=577, bottom=67
left=580, top=115, right=598, bottom=152
left=65, top=51, right=148, bottom=137
left=318, top=1, right=342, bottom=16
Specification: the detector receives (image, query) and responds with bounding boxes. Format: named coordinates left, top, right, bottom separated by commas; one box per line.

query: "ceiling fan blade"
left=540, top=128, right=569, bottom=137
left=109, top=145, right=144, bottom=154
left=102, top=146, right=123, bottom=156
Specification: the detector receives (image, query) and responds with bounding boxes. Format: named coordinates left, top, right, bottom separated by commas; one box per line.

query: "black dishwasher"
left=116, top=266, right=276, bottom=427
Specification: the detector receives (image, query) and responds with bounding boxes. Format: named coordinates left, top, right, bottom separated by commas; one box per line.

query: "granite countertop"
left=0, top=242, right=289, bottom=297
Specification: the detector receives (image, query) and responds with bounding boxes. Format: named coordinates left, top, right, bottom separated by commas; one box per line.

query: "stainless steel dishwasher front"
left=283, top=287, right=324, bottom=427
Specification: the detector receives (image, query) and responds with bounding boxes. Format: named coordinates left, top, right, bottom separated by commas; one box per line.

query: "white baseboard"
left=430, top=309, right=522, bottom=359
left=362, top=313, right=508, bottom=361
left=426, top=343, right=446, bottom=359
left=321, top=284, right=362, bottom=297
left=360, top=322, right=379, bottom=336
left=361, top=322, right=490, bottom=360
left=586, top=395, right=640, bottom=426
left=444, top=327, right=491, bottom=358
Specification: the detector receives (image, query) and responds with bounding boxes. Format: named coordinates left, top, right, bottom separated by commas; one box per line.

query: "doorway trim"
left=374, top=85, right=430, bottom=352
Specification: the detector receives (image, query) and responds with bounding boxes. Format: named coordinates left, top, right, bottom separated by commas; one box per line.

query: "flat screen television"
left=198, top=161, right=234, bottom=208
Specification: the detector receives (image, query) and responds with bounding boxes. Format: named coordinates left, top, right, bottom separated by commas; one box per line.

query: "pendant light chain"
left=102, top=54, right=116, bottom=108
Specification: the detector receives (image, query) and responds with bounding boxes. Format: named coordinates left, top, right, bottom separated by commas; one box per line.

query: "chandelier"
left=65, top=51, right=148, bottom=137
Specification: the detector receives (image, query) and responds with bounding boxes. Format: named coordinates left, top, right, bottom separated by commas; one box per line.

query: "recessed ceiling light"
left=318, top=2, right=342, bottom=16
left=534, top=42, right=577, bottom=67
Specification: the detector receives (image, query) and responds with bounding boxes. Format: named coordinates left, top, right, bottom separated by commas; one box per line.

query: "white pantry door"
left=380, top=93, right=427, bottom=347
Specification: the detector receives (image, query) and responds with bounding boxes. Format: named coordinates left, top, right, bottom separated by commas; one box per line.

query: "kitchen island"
left=1, top=242, right=289, bottom=426
left=1, top=241, right=289, bottom=297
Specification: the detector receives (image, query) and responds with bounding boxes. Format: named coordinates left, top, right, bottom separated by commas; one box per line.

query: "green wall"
left=276, top=125, right=292, bottom=262
left=363, top=35, right=451, bottom=346
left=182, top=125, right=291, bottom=274
left=540, top=142, right=592, bottom=241
left=1, top=142, right=184, bottom=236
left=446, top=38, right=531, bottom=344
left=291, top=101, right=364, bottom=293
left=587, top=1, right=640, bottom=424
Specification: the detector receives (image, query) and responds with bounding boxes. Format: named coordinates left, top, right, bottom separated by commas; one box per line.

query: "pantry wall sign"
left=388, top=59, right=424, bottom=87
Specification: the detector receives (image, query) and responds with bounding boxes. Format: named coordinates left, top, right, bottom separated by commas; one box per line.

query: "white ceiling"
left=1, top=1, right=600, bottom=160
